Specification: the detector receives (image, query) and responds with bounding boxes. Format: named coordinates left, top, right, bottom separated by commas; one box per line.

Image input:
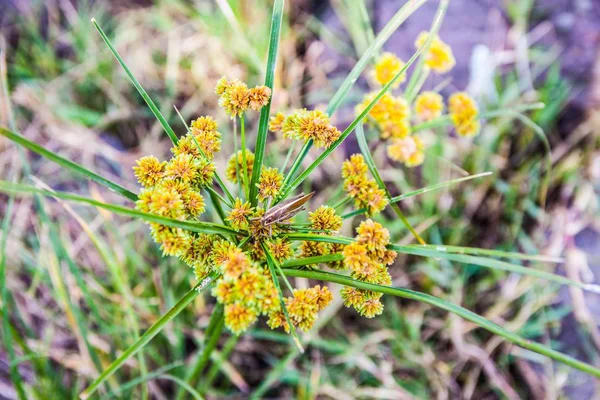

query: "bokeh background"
left=1, top=0, right=599, bottom=398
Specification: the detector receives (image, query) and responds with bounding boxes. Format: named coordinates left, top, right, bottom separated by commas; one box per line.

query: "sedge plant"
left=1, top=1, right=600, bottom=398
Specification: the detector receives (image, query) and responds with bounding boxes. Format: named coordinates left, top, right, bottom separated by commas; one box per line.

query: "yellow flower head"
left=248, top=86, right=272, bottom=111
left=342, top=242, right=370, bottom=272
left=415, top=31, right=455, bottom=74
left=299, top=240, right=330, bottom=259
left=137, top=185, right=185, bottom=219
left=269, top=112, right=286, bottom=133
left=215, top=76, right=232, bottom=96
left=226, top=198, right=254, bottom=231
left=257, top=167, right=283, bottom=201
left=284, top=285, right=332, bottom=331
left=218, top=80, right=250, bottom=118
left=157, top=228, right=192, bottom=257
left=267, top=238, right=294, bottom=263
left=181, top=189, right=205, bottom=217
left=415, top=91, right=444, bottom=121
left=448, top=92, right=479, bottom=137
left=356, top=219, right=390, bottom=255
left=283, top=109, right=340, bottom=148
left=133, top=156, right=165, bottom=187
left=222, top=248, right=250, bottom=280
left=213, top=278, right=237, bottom=304
left=226, top=150, right=255, bottom=184
left=356, top=92, right=395, bottom=124
left=309, top=205, right=342, bottom=231
left=341, top=287, right=366, bottom=309
left=387, top=135, right=425, bottom=167
left=177, top=120, right=223, bottom=160
left=224, top=303, right=257, bottom=335
left=373, top=52, right=406, bottom=88
left=210, top=239, right=239, bottom=270
left=191, top=116, right=218, bottom=132
left=342, top=154, right=369, bottom=178
left=164, top=153, right=214, bottom=186
left=358, top=298, right=384, bottom=318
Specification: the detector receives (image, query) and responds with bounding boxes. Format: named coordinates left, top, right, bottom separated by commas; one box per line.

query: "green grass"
left=0, top=0, right=598, bottom=398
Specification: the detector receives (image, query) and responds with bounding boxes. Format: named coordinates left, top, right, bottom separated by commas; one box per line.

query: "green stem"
left=240, top=116, right=250, bottom=200
left=281, top=268, right=600, bottom=379
left=176, top=303, right=225, bottom=400
left=249, top=0, right=285, bottom=206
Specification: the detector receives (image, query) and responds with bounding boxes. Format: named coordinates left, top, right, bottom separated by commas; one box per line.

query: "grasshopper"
left=258, top=192, right=315, bottom=235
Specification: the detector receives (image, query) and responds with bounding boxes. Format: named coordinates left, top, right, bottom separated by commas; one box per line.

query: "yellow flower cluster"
left=267, top=285, right=333, bottom=332
left=341, top=154, right=387, bottom=216
left=415, top=31, right=455, bottom=74
left=216, top=77, right=271, bottom=118
left=341, top=219, right=396, bottom=318
left=299, top=206, right=344, bottom=269
left=275, top=109, right=341, bottom=148
left=387, top=135, right=425, bottom=167
left=211, top=249, right=280, bottom=334
left=134, top=117, right=220, bottom=257
left=257, top=167, right=283, bottom=201
left=449, top=92, right=479, bottom=137
left=414, top=91, right=444, bottom=121
left=373, top=52, right=406, bottom=88
left=226, top=149, right=255, bottom=184
left=356, top=92, right=411, bottom=139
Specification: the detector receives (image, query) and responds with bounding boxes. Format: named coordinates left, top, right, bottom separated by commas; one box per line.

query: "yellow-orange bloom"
left=373, top=52, right=406, bottom=88
left=415, top=31, right=455, bottom=74
left=448, top=92, right=479, bottom=137
left=387, top=135, right=425, bottom=167
left=415, top=91, right=444, bottom=121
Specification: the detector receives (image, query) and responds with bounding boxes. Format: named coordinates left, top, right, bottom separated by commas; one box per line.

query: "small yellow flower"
left=356, top=92, right=395, bottom=124
left=226, top=198, right=254, bottom=231
left=342, top=242, right=370, bottom=272
left=212, top=278, right=237, bottom=304
left=387, top=135, right=425, bottom=167
left=138, top=185, right=185, bottom=219
left=133, top=156, right=165, bottom=187
left=190, top=128, right=222, bottom=160
left=210, top=239, right=239, bottom=270
left=215, top=76, right=232, bottom=96
left=283, top=109, right=341, bottom=148
left=415, top=31, right=455, bottom=74
left=342, top=154, right=369, bottom=178
left=358, top=298, right=384, bottom=318
left=356, top=219, right=390, bottom=254
left=226, top=150, right=255, bottom=184
left=269, top=112, right=286, bottom=133
left=218, top=80, right=250, bottom=117
left=248, top=86, right=272, bottom=111
left=222, top=249, right=250, bottom=280
left=257, top=167, right=283, bottom=201
left=448, top=92, right=479, bottom=137
left=224, top=303, right=257, bottom=335
left=181, top=189, right=205, bottom=217
left=267, top=238, right=294, bottom=263
left=373, top=52, right=406, bottom=88
left=341, top=286, right=365, bottom=308
left=414, top=91, right=444, bottom=121
left=191, top=115, right=218, bottom=132
left=309, top=206, right=342, bottom=231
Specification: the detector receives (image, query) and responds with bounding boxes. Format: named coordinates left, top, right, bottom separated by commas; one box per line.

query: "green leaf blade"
left=249, top=0, right=285, bottom=206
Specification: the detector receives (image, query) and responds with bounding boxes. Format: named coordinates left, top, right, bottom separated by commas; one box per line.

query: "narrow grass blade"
left=249, top=0, right=285, bottom=206
left=0, top=196, right=27, bottom=400
left=0, top=181, right=237, bottom=236
left=282, top=268, right=600, bottom=379
left=284, top=233, right=597, bottom=292
left=91, top=18, right=178, bottom=145
left=355, top=123, right=425, bottom=244
left=281, top=254, right=344, bottom=269
left=80, top=276, right=216, bottom=399
left=279, top=0, right=448, bottom=200
left=0, top=127, right=137, bottom=201
left=347, top=172, right=493, bottom=217
left=401, top=244, right=563, bottom=264
left=176, top=304, right=224, bottom=400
